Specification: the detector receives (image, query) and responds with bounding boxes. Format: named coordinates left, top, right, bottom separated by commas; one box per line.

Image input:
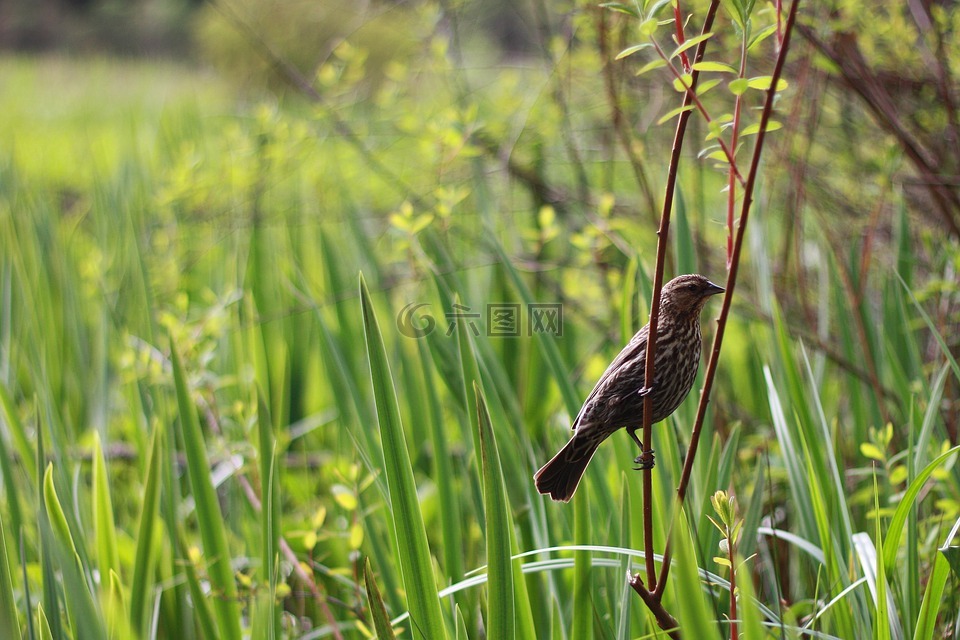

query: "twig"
left=631, top=0, right=722, bottom=607
left=656, top=0, right=801, bottom=593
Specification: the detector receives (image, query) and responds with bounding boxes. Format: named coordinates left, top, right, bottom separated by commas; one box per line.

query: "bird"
left=534, top=274, right=724, bottom=502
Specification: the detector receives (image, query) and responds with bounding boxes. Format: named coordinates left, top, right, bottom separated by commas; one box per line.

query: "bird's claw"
left=633, top=449, right=655, bottom=471
left=638, top=384, right=654, bottom=397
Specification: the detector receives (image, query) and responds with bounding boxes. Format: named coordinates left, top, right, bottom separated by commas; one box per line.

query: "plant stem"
left=728, top=531, right=738, bottom=640
left=656, top=0, right=801, bottom=594
left=651, top=39, right=746, bottom=185
left=632, top=0, right=721, bottom=600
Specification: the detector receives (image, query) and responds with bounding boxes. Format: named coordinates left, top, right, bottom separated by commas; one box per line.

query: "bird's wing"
left=571, top=325, right=648, bottom=430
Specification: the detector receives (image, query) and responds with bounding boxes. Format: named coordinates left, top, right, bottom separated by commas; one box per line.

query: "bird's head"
left=660, top=274, right=725, bottom=318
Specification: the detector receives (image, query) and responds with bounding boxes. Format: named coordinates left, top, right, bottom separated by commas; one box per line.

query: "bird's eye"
left=687, top=283, right=696, bottom=291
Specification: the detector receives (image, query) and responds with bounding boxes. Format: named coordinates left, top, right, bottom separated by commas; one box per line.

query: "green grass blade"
left=0, top=516, right=22, bottom=640
left=490, top=239, right=579, bottom=416
left=169, top=338, right=241, bottom=639
left=672, top=508, right=718, bottom=639
left=37, top=604, right=52, bottom=640
left=417, top=339, right=464, bottom=582
left=0, top=383, right=35, bottom=482
left=43, top=464, right=104, bottom=640
left=871, top=478, right=892, bottom=640
left=881, top=445, right=960, bottom=573
left=475, top=383, right=515, bottom=639
left=913, top=364, right=948, bottom=471
left=572, top=494, right=592, bottom=640
left=179, top=527, right=220, bottom=640
left=913, top=537, right=951, bottom=640
left=364, top=559, right=398, bottom=640
left=92, top=433, right=120, bottom=589
left=359, top=273, right=447, bottom=640
left=130, top=422, right=163, bottom=634
left=257, top=391, right=282, bottom=640
left=615, top=476, right=633, bottom=640
left=897, top=274, right=960, bottom=382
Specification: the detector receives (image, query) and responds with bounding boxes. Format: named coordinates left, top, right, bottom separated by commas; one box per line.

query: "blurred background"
left=1, top=0, right=959, bottom=637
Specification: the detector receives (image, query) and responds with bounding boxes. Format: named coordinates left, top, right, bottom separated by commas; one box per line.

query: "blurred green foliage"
left=0, top=0, right=959, bottom=637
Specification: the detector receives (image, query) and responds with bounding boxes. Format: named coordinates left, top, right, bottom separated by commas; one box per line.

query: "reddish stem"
left=636, top=0, right=722, bottom=596
left=655, top=0, right=801, bottom=595
left=652, top=39, right=746, bottom=186
left=674, top=2, right=690, bottom=71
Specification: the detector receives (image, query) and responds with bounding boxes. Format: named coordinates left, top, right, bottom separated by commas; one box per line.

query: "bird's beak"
left=705, top=281, right=725, bottom=296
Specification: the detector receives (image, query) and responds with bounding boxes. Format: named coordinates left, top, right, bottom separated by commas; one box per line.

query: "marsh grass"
left=0, top=21, right=958, bottom=640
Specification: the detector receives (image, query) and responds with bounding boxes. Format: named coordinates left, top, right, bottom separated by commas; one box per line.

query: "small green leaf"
left=615, top=43, right=652, bottom=60
left=748, top=24, right=778, bottom=51
left=693, top=61, right=738, bottom=74
left=638, top=17, right=659, bottom=36
left=696, top=78, right=723, bottom=96
left=670, top=32, right=714, bottom=59
left=364, top=559, right=397, bottom=640
left=599, top=2, right=641, bottom=17
left=635, top=58, right=667, bottom=76
left=672, top=73, right=693, bottom=92
left=739, top=121, right=783, bottom=136
left=860, top=442, right=886, bottom=461
left=657, top=104, right=695, bottom=125
left=729, top=78, right=749, bottom=95
left=747, top=75, right=789, bottom=91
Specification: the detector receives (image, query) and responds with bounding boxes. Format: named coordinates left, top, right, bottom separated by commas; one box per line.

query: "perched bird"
left=534, top=274, right=724, bottom=502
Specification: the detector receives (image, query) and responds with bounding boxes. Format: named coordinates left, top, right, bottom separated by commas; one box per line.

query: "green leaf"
left=0, top=516, right=21, bottom=640
left=914, top=547, right=950, bottom=640
left=739, top=121, right=782, bottom=136
left=670, top=32, right=714, bottom=59
left=747, top=76, right=789, bottom=91
left=748, top=24, right=778, bottom=51
left=635, top=58, right=667, bottom=76
left=364, top=559, right=398, bottom=640
left=599, top=2, right=641, bottom=18
left=572, top=494, right=592, bottom=640
left=672, top=73, right=693, bottom=92
left=692, top=61, right=738, bottom=74
left=728, top=78, right=749, bottom=95
left=616, top=43, right=653, bottom=60
left=859, top=442, right=885, bottom=462
left=639, top=17, right=659, bottom=36
left=359, top=274, right=448, bottom=640
left=881, top=445, right=960, bottom=573
left=475, top=384, right=515, bottom=640
left=257, top=392, right=282, bottom=640
left=170, top=337, right=242, bottom=640
left=696, top=78, right=723, bottom=96
left=657, top=104, right=695, bottom=125
left=129, top=422, right=163, bottom=635
left=92, top=433, right=120, bottom=590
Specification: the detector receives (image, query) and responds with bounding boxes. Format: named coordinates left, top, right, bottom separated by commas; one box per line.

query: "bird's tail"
left=533, top=434, right=600, bottom=502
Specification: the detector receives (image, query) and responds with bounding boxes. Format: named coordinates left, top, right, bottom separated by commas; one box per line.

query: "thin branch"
left=651, top=38, right=747, bottom=185
left=656, top=0, right=802, bottom=596
left=630, top=0, right=722, bottom=604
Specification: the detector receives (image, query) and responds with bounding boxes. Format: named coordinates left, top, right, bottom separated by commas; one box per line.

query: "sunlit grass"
left=0, top=38, right=958, bottom=640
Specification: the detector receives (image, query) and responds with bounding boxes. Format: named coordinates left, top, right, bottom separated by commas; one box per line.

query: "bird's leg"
left=628, top=428, right=655, bottom=470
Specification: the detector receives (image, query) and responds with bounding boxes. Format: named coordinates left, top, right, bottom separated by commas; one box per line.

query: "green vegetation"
left=1, top=0, right=959, bottom=637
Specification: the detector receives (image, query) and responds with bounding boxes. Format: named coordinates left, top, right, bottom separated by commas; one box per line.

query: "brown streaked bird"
left=534, top=274, right=724, bottom=502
